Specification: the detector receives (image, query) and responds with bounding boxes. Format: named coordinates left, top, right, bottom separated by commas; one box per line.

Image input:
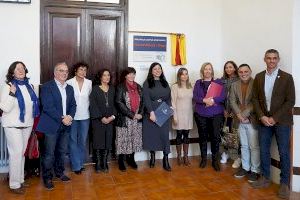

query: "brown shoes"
left=10, top=187, right=25, bottom=194
left=251, top=176, right=271, bottom=188
left=277, top=183, right=289, bottom=199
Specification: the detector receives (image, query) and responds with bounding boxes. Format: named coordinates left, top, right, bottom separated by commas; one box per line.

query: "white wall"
left=128, top=0, right=223, bottom=82
left=128, top=0, right=223, bottom=160
left=221, top=0, right=293, bottom=75
left=0, top=1, right=40, bottom=85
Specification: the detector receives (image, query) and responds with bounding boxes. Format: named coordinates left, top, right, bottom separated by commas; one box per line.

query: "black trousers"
left=194, top=113, right=224, bottom=157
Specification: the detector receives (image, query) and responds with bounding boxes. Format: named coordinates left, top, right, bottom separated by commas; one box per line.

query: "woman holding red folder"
left=193, top=62, right=226, bottom=171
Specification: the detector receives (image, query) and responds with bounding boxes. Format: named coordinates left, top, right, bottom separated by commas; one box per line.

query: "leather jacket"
left=115, top=82, right=144, bottom=127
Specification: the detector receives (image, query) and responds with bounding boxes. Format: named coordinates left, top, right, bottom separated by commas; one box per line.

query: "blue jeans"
left=239, top=123, right=260, bottom=173
left=41, top=126, right=70, bottom=182
left=258, top=125, right=291, bottom=184
left=69, top=119, right=90, bottom=171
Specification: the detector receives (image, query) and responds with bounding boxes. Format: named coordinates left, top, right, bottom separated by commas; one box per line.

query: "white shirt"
left=67, top=77, right=92, bottom=120
left=55, top=79, right=67, bottom=116
left=264, top=67, right=279, bottom=111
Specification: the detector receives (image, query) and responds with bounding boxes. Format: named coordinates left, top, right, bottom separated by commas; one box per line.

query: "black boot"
left=95, top=149, right=102, bottom=173
left=212, top=154, right=220, bottom=171
left=183, top=143, right=191, bottom=166
left=163, top=153, right=171, bottom=171
left=118, top=154, right=126, bottom=172
left=102, top=150, right=109, bottom=173
left=127, top=153, right=138, bottom=169
left=199, top=157, right=207, bottom=168
left=149, top=151, right=155, bottom=168
left=176, top=145, right=183, bottom=166
left=199, top=142, right=207, bottom=168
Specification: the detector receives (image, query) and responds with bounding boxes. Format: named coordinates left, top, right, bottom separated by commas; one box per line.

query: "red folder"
left=205, top=82, right=223, bottom=98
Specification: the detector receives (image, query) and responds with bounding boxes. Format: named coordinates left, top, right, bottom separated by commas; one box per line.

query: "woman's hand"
left=173, top=118, right=178, bottom=125
left=9, top=84, right=16, bottom=94
left=101, top=117, right=109, bottom=124
left=149, top=111, right=156, bottom=122
left=203, top=97, right=214, bottom=107
left=134, top=114, right=143, bottom=120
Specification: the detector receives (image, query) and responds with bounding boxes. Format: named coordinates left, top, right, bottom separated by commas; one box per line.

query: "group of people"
left=0, top=49, right=294, bottom=199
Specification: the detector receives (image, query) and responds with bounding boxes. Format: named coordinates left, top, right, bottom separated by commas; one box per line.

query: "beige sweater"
left=171, top=84, right=193, bottom=130
left=0, top=84, right=34, bottom=127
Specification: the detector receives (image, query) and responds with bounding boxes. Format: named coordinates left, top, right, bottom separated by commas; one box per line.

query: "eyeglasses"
left=57, top=69, right=69, bottom=73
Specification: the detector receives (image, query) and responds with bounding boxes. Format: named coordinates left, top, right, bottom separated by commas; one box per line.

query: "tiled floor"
left=1, top=157, right=300, bottom=200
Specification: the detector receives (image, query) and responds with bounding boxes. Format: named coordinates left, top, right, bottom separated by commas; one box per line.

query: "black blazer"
left=115, top=82, right=144, bottom=127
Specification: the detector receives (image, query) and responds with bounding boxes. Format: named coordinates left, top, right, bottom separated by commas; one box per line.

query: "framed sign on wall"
left=0, top=0, right=31, bottom=3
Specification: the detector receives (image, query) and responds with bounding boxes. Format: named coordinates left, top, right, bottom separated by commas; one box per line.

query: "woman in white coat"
left=0, top=61, right=39, bottom=194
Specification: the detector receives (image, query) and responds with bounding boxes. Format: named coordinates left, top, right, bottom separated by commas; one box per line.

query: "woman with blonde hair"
left=171, top=67, right=193, bottom=166
left=193, top=62, right=225, bottom=171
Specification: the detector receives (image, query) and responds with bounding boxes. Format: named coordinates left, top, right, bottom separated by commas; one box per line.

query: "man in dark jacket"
left=37, top=62, right=76, bottom=190
left=251, top=49, right=295, bottom=199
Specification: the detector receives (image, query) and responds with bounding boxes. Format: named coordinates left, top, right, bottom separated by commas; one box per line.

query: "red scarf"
left=126, top=81, right=140, bottom=113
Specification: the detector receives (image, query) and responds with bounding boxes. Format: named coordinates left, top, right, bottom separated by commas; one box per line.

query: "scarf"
left=11, top=78, right=40, bottom=123
left=126, top=81, right=140, bottom=113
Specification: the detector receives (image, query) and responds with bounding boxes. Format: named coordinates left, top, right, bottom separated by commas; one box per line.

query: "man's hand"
left=62, top=115, right=72, bottom=126
left=260, top=116, right=272, bottom=126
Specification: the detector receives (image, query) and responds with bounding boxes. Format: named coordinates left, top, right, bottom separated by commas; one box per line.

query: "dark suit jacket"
left=37, top=80, right=77, bottom=135
left=252, top=69, right=295, bottom=125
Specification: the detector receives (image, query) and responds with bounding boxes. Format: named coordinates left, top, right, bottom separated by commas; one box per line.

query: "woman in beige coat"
left=171, top=68, right=193, bottom=166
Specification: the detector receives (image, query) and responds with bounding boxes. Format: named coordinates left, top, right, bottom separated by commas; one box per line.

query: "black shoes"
left=74, top=170, right=82, bottom=175
left=118, top=154, right=126, bottom=172
left=44, top=180, right=54, bottom=191
left=127, top=153, right=138, bottom=169
left=163, top=154, right=171, bottom=171
left=199, top=157, right=207, bottom=168
left=56, top=175, right=71, bottom=182
left=212, top=159, right=220, bottom=171
left=149, top=151, right=155, bottom=168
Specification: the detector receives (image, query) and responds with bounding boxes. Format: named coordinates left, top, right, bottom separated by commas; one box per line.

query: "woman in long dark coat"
left=143, top=62, right=172, bottom=171
left=90, top=69, right=116, bottom=173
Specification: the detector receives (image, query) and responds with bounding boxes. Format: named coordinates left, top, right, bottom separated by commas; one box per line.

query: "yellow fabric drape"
left=171, top=34, right=187, bottom=66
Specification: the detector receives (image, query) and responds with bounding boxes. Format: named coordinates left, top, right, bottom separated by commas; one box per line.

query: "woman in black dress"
left=143, top=62, right=172, bottom=171
left=90, top=69, right=116, bottom=173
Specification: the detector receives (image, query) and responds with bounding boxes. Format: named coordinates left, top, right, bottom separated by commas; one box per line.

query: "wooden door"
left=85, top=9, right=126, bottom=81
left=40, top=0, right=128, bottom=83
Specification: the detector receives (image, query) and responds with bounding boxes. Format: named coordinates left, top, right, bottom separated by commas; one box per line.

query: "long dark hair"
left=6, top=61, right=28, bottom=84
left=222, top=60, right=238, bottom=79
left=120, top=67, right=136, bottom=83
left=93, top=68, right=112, bottom=86
left=146, top=62, right=168, bottom=88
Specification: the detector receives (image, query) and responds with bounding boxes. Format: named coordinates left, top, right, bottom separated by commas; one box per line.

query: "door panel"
left=41, top=7, right=84, bottom=83
left=86, top=9, right=122, bottom=82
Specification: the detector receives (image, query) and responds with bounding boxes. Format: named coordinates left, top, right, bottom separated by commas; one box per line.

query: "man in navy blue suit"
left=37, top=62, right=76, bottom=190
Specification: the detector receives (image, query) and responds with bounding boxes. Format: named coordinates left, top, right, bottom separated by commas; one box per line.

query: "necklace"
left=104, top=92, right=109, bottom=107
